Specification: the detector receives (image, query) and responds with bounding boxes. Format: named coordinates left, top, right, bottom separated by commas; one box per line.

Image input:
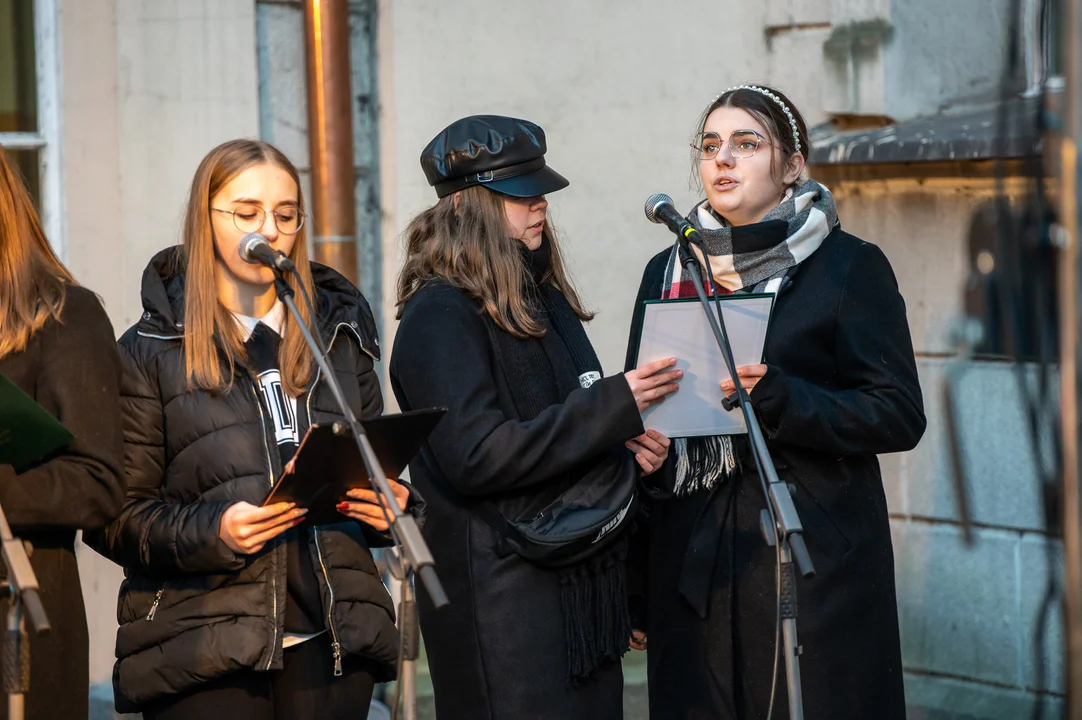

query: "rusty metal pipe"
left=304, top=0, right=357, bottom=283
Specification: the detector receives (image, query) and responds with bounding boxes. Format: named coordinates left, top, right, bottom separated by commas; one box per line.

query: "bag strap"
left=416, top=445, right=525, bottom=553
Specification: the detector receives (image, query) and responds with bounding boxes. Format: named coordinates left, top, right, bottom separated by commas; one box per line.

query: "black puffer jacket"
left=87, top=248, right=397, bottom=713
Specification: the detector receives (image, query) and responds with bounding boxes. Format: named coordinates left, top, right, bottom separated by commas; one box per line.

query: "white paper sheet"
left=635, top=294, right=774, bottom=437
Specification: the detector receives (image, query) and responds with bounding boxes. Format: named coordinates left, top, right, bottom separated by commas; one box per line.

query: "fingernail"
left=336, top=502, right=349, bottom=511
left=293, top=517, right=305, bottom=526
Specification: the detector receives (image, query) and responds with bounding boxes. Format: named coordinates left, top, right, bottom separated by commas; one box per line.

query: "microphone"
left=238, top=232, right=295, bottom=273
left=644, top=193, right=699, bottom=242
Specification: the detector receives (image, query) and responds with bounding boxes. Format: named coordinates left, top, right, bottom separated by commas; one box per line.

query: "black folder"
left=263, top=407, right=446, bottom=526
left=0, top=374, right=75, bottom=473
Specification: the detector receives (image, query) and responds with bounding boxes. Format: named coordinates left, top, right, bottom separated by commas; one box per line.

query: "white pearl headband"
left=718, top=85, right=802, bottom=154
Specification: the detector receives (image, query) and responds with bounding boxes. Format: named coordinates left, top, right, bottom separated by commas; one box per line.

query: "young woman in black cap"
left=625, top=85, right=925, bottom=719
left=390, top=115, right=680, bottom=719
left=87, top=139, right=409, bottom=719
left=0, top=145, right=124, bottom=720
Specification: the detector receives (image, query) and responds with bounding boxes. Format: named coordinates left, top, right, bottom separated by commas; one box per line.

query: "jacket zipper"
left=146, top=585, right=166, bottom=620
left=313, top=530, right=343, bottom=676
left=250, top=379, right=280, bottom=670
left=306, top=324, right=351, bottom=677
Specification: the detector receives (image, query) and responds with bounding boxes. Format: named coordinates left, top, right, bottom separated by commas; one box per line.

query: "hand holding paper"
left=720, top=363, right=769, bottom=394
left=634, top=295, right=774, bottom=438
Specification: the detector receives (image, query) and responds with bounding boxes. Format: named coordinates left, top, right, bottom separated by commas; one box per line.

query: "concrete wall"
left=820, top=0, right=1012, bottom=120
left=376, top=0, right=771, bottom=390
left=832, top=179, right=1064, bottom=717
left=58, top=0, right=261, bottom=697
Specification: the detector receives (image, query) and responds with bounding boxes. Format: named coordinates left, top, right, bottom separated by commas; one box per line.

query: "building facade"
left=0, top=0, right=1063, bottom=717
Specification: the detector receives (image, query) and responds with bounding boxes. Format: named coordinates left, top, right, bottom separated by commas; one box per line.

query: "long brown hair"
left=179, top=139, right=315, bottom=396
left=396, top=186, right=592, bottom=337
left=0, top=146, right=76, bottom=358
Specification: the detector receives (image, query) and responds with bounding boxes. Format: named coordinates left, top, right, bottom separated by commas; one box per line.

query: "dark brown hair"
left=179, top=139, right=316, bottom=396
left=395, top=186, right=592, bottom=337
left=0, top=145, right=76, bottom=358
left=692, top=84, right=809, bottom=187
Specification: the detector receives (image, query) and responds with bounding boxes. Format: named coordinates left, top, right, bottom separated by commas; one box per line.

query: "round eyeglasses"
left=212, top=204, right=306, bottom=235
left=691, top=131, right=772, bottom=161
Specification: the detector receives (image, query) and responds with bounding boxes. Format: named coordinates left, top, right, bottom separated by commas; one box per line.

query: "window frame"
left=0, top=0, right=65, bottom=259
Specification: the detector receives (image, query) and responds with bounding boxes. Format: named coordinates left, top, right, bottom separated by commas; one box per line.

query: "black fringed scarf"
left=482, top=235, right=631, bottom=685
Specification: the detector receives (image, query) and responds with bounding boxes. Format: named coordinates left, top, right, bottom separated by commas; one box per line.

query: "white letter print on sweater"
left=255, top=368, right=300, bottom=446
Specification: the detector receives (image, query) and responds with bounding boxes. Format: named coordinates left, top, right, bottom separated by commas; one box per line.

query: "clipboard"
left=633, top=294, right=774, bottom=438
left=0, top=374, right=75, bottom=473
left=263, top=407, right=446, bottom=526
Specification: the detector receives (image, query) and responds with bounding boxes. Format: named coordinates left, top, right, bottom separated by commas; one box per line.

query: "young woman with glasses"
left=87, top=139, right=410, bottom=719
left=0, top=146, right=124, bottom=720
left=624, top=85, right=926, bottom=719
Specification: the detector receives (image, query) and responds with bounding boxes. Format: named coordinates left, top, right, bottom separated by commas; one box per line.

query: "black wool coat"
left=390, top=281, right=645, bottom=720
left=0, top=285, right=125, bottom=720
left=625, top=227, right=925, bottom=720
left=85, top=248, right=398, bottom=713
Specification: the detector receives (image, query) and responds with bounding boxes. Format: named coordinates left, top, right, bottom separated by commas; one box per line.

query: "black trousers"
left=143, top=635, right=377, bottom=720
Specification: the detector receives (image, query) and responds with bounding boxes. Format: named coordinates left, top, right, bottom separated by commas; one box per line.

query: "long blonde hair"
left=0, top=146, right=76, bottom=358
left=179, top=139, right=315, bottom=396
left=396, top=186, right=592, bottom=337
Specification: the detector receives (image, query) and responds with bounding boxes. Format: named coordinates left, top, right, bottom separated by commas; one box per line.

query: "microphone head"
left=238, top=232, right=268, bottom=264
left=644, top=193, right=674, bottom=224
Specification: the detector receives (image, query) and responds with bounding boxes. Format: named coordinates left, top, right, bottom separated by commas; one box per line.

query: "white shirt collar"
left=232, top=300, right=286, bottom=341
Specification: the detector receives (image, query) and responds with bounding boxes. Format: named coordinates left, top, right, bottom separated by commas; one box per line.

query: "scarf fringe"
left=673, top=436, right=738, bottom=497
left=559, top=540, right=631, bottom=686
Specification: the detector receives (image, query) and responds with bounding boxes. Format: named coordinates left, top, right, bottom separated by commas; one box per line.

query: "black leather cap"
left=420, top=115, right=569, bottom=198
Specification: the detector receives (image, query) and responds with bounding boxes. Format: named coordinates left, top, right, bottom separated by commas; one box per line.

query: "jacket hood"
left=135, top=246, right=380, bottom=359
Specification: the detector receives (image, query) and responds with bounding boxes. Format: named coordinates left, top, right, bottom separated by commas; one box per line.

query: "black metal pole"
left=673, top=236, right=812, bottom=718
left=272, top=273, right=448, bottom=609
left=0, top=501, right=49, bottom=720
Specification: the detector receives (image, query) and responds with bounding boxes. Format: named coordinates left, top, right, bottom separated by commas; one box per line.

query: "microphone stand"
left=269, top=271, right=447, bottom=716
left=0, top=501, right=50, bottom=720
left=671, top=233, right=815, bottom=719
left=386, top=549, right=419, bottom=720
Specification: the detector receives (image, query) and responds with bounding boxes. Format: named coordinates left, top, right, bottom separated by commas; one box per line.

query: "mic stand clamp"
left=271, top=273, right=448, bottom=611
left=673, top=235, right=813, bottom=720
left=0, top=501, right=50, bottom=720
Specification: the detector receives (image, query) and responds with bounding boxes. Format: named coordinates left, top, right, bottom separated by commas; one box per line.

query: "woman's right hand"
left=219, top=501, right=307, bottom=555
left=624, top=357, right=682, bottom=412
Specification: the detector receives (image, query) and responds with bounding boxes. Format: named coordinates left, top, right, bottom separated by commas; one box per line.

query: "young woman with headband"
left=626, top=85, right=925, bottom=719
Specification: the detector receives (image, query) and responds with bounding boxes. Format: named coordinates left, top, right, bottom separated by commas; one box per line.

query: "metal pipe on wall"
left=304, top=0, right=358, bottom=283
left=1060, top=0, right=1082, bottom=714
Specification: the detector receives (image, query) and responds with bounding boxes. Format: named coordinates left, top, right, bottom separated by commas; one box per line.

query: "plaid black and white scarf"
left=662, top=179, right=838, bottom=495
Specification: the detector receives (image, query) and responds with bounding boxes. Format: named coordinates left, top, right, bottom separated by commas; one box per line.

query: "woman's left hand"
left=626, top=429, right=671, bottom=476
left=720, top=364, right=769, bottom=396
left=338, top=479, right=411, bottom=531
